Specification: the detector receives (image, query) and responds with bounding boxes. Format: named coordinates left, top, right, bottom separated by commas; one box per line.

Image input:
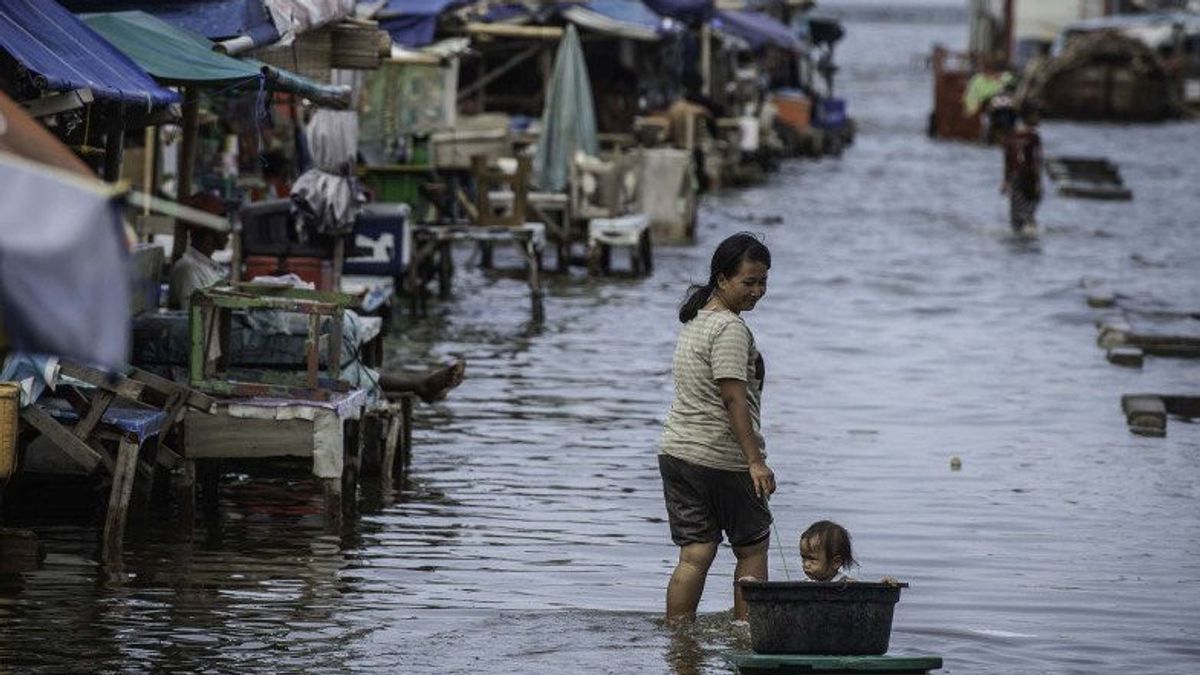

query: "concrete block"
left=1107, top=346, right=1144, bottom=368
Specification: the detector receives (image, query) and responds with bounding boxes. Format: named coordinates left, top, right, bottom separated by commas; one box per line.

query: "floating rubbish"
left=950, top=456, right=962, bottom=471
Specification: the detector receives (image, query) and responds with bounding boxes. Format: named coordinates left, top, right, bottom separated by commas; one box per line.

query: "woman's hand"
left=749, top=459, right=775, bottom=498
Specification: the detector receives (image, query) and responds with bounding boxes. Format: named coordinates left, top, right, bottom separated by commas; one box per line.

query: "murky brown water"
left=4, top=3, right=1200, bottom=673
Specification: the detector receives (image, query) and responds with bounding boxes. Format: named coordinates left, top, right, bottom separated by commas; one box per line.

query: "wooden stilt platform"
left=724, top=653, right=943, bottom=674
left=1120, top=394, right=1200, bottom=438
left=1045, top=156, right=1132, bottom=200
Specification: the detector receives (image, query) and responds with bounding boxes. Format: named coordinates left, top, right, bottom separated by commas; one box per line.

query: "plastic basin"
left=738, top=580, right=906, bottom=655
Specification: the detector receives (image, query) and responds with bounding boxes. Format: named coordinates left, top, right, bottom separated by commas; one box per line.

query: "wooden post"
left=102, top=436, right=140, bottom=563
left=341, top=419, right=362, bottom=520
left=329, top=308, right=344, bottom=382
left=173, top=87, right=200, bottom=262
left=398, top=395, right=413, bottom=479
left=322, top=475, right=343, bottom=532
left=701, top=24, right=713, bottom=98
left=173, top=459, right=196, bottom=535
left=437, top=239, right=453, bottom=300
left=142, top=125, right=155, bottom=218
left=1002, top=0, right=1014, bottom=66
left=198, top=460, right=221, bottom=519
left=382, top=413, right=401, bottom=482
left=480, top=241, right=494, bottom=269
left=306, top=313, right=321, bottom=389
left=524, top=235, right=544, bottom=322
left=102, top=104, right=125, bottom=183
left=332, top=237, right=345, bottom=291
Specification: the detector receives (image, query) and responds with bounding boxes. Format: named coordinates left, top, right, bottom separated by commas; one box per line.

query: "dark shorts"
left=658, top=453, right=772, bottom=548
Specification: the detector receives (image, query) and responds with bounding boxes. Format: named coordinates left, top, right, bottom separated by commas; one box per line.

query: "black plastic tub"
left=738, top=580, right=908, bottom=655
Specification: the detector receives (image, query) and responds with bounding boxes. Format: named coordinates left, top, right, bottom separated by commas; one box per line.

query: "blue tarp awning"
left=375, top=0, right=469, bottom=48
left=641, top=0, right=712, bottom=25
left=714, top=9, right=802, bottom=52
left=57, top=0, right=280, bottom=44
left=563, top=0, right=671, bottom=41
left=0, top=0, right=178, bottom=106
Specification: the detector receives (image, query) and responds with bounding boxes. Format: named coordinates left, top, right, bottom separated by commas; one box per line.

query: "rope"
left=765, top=493, right=791, bottom=581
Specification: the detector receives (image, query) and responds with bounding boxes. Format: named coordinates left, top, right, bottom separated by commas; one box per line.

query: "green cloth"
left=962, top=71, right=1014, bottom=116
left=81, top=11, right=349, bottom=106
left=533, top=25, right=598, bottom=192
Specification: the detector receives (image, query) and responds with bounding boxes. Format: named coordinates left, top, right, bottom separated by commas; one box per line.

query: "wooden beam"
left=127, top=191, right=229, bottom=232
left=457, top=46, right=540, bottom=101
left=173, top=86, right=200, bottom=262
left=18, top=405, right=104, bottom=473
left=465, top=23, right=563, bottom=40
left=72, top=389, right=116, bottom=443
left=101, top=436, right=140, bottom=561
left=58, top=361, right=145, bottom=401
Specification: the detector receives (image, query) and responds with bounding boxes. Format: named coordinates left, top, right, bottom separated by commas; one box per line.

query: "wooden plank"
left=306, top=313, right=321, bottom=389
left=72, top=389, right=116, bottom=442
left=59, top=361, right=145, bottom=401
left=101, top=436, right=140, bottom=562
left=19, top=405, right=104, bottom=473
left=185, top=411, right=315, bottom=459
left=129, top=368, right=217, bottom=412
left=330, top=308, right=344, bottom=381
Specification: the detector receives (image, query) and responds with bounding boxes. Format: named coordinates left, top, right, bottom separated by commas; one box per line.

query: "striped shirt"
left=660, top=309, right=764, bottom=471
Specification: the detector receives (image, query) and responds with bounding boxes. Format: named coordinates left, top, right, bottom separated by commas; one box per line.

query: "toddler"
left=799, top=520, right=857, bottom=582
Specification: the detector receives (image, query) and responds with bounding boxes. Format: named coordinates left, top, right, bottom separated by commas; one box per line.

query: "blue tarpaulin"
left=641, top=0, right=712, bottom=25
left=714, top=9, right=802, bottom=52
left=57, top=0, right=280, bottom=44
left=563, top=0, right=671, bottom=41
left=375, top=0, right=468, bottom=48
left=0, top=0, right=178, bottom=105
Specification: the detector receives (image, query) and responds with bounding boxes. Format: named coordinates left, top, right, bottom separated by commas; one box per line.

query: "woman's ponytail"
left=678, top=279, right=715, bottom=323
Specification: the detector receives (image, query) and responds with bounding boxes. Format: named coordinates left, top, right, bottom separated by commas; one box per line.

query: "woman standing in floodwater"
left=658, top=233, right=776, bottom=622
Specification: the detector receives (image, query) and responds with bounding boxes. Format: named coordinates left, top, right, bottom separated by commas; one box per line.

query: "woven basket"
left=330, top=23, right=384, bottom=70
left=0, top=382, right=19, bottom=481
left=253, top=28, right=333, bottom=83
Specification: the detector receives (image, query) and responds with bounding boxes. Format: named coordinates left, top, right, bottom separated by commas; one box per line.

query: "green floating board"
left=724, top=652, right=943, bottom=674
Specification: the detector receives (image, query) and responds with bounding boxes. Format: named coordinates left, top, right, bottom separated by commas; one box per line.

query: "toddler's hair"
left=801, top=520, right=857, bottom=571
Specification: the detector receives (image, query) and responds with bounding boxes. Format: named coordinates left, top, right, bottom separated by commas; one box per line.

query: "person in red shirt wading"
left=1001, top=106, right=1043, bottom=235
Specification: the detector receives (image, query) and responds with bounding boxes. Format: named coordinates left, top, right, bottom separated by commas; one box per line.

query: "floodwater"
left=4, top=3, right=1200, bottom=673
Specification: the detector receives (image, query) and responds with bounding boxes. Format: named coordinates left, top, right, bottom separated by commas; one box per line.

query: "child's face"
left=800, top=536, right=842, bottom=581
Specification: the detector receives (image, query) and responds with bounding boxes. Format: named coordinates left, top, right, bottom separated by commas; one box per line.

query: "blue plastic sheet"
left=641, top=0, right=712, bottom=25
left=375, top=0, right=469, bottom=48
left=714, top=9, right=802, bottom=52
left=41, top=397, right=168, bottom=440
left=58, top=0, right=280, bottom=44
left=0, top=0, right=178, bottom=105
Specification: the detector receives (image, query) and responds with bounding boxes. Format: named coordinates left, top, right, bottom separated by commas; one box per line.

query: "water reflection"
left=4, top=3, right=1200, bottom=673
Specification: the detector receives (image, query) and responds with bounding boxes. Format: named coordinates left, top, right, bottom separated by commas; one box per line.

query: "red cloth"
left=1004, top=128, right=1042, bottom=186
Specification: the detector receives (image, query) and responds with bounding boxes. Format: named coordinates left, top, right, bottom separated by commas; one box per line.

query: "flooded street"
left=4, top=3, right=1200, bottom=673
